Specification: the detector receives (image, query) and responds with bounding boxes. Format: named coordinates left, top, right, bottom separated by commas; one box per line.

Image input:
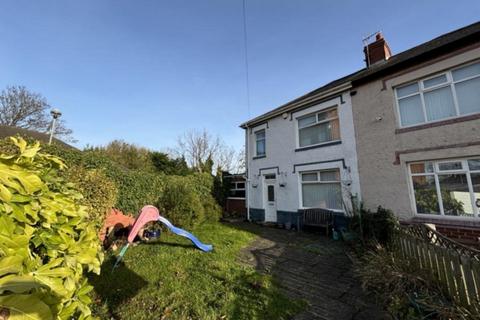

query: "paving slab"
left=233, top=222, right=390, bottom=320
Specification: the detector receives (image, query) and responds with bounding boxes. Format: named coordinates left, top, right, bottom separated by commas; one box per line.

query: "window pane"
left=397, top=83, right=419, bottom=98
left=255, top=130, right=265, bottom=139
left=412, top=175, right=439, bottom=214
left=470, top=173, right=480, bottom=209
left=256, top=140, right=265, bottom=155
left=301, top=173, right=318, bottom=182
left=318, top=108, right=338, bottom=121
left=455, top=77, right=480, bottom=115
left=267, top=185, right=275, bottom=202
left=320, top=170, right=340, bottom=181
left=411, top=162, right=434, bottom=174
left=236, top=182, right=245, bottom=189
left=231, top=190, right=246, bottom=198
left=423, top=74, right=447, bottom=88
left=264, top=174, right=276, bottom=180
left=302, top=183, right=342, bottom=209
left=468, top=159, right=480, bottom=171
left=452, top=62, right=480, bottom=81
left=438, top=161, right=462, bottom=171
left=299, top=120, right=339, bottom=147
left=424, top=86, right=456, bottom=121
left=298, top=115, right=316, bottom=128
left=398, top=95, right=424, bottom=126
left=438, top=174, right=473, bottom=216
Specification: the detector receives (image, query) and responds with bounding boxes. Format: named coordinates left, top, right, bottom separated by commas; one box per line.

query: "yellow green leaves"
left=0, top=138, right=102, bottom=319
left=0, top=294, right=53, bottom=320
left=0, top=256, right=23, bottom=277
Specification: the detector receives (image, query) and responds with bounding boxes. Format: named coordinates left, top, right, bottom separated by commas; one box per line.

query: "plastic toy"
left=113, top=205, right=213, bottom=269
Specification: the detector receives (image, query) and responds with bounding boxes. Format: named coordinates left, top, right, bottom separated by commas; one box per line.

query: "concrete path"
left=234, top=222, right=389, bottom=320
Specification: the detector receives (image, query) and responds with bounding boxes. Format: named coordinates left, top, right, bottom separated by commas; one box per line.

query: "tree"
left=150, top=151, right=191, bottom=175
left=0, top=85, right=74, bottom=141
left=172, top=129, right=243, bottom=174
left=93, top=140, right=154, bottom=171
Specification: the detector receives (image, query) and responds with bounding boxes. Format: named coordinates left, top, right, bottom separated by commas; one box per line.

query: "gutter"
left=240, top=81, right=352, bottom=129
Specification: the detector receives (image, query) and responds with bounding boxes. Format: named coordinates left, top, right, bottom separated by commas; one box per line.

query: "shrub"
left=66, top=166, right=118, bottom=230
left=0, top=137, right=102, bottom=319
left=351, top=205, right=399, bottom=246
left=159, top=175, right=204, bottom=228
left=356, top=247, right=477, bottom=319
left=43, top=146, right=165, bottom=215
left=158, top=173, right=222, bottom=227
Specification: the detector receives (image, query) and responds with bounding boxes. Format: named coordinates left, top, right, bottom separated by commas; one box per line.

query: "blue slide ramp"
left=158, top=216, right=213, bottom=252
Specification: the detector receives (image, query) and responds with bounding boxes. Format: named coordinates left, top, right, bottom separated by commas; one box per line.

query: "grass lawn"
left=90, top=222, right=304, bottom=319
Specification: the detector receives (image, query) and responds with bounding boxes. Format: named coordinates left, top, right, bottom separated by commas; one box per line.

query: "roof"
left=0, top=125, right=74, bottom=149
left=241, top=20, right=480, bottom=128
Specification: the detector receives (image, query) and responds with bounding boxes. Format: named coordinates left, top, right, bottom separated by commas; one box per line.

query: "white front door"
left=264, top=181, right=277, bottom=222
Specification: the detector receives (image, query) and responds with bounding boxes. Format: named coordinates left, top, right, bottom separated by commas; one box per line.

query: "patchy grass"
left=90, top=222, right=304, bottom=319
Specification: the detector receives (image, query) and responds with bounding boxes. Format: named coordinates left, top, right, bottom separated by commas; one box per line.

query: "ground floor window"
left=229, top=181, right=246, bottom=198
left=409, top=158, right=480, bottom=217
left=300, top=169, right=342, bottom=209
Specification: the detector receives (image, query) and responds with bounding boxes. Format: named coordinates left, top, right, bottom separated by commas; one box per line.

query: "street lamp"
left=48, top=109, right=62, bottom=145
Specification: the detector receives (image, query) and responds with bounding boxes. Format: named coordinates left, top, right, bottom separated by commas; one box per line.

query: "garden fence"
left=393, top=224, right=480, bottom=310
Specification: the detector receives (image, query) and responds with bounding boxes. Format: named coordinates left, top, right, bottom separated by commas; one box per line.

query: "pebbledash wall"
left=245, top=91, right=361, bottom=227
left=352, top=46, right=480, bottom=245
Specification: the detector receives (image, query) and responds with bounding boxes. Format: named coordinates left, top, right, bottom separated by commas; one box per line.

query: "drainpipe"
left=245, top=125, right=250, bottom=221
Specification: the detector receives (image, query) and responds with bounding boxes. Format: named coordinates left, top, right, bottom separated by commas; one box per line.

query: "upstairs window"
left=255, top=130, right=266, bottom=157
left=297, top=107, right=340, bottom=148
left=395, top=61, right=480, bottom=127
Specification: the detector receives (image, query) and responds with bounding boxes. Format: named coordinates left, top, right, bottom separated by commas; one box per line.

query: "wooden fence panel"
left=393, top=225, right=480, bottom=310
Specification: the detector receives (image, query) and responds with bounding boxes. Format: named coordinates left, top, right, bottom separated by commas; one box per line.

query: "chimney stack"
left=363, top=32, right=392, bottom=67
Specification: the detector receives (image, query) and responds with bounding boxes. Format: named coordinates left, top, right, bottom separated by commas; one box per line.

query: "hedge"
left=42, top=143, right=221, bottom=227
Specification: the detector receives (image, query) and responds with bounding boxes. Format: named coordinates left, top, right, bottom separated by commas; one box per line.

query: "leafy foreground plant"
left=0, top=137, right=103, bottom=319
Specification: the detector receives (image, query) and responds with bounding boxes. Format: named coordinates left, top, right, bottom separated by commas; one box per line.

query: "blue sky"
left=0, top=1, right=479, bottom=151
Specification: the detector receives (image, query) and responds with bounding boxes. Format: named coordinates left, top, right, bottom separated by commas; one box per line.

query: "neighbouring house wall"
left=245, top=92, right=361, bottom=224
left=352, top=46, right=480, bottom=223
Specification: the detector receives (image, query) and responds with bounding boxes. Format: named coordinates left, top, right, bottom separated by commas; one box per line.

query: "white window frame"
left=408, top=157, right=480, bottom=219
left=254, top=129, right=266, bottom=157
left=395, top=60, right=480, bottom=128
left=299, top=169, right=343, bottom=210
left=296, top=107, right=341, bottom=149
left=229, top=181, right=246, bottom=199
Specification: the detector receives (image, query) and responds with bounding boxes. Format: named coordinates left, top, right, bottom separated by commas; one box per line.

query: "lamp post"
left=48, top=109, right=62, bottom=145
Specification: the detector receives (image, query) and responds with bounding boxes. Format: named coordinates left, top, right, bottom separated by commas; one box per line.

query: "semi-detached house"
left=240, top=21, right=480, bottom=245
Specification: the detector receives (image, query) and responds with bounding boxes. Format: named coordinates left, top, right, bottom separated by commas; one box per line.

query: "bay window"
left=301, top=169, right=342, bottom=210
left=396, top=61, right=480, bottom=127
left=409, top=158, right=480, bottom=217
left=297, top=108, right=340, bottom=147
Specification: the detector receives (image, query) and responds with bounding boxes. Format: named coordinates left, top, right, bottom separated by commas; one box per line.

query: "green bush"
left=42, top=145, right=165, bottom=215
left=159, top=175, right=204, bottom=228
left=351, top=205, right=399, bottom=245
left=0, top=137, right=102, bottom=319
left=66, top=166, right=118, bottom=231
left=159, top=173, right=221, bottom=228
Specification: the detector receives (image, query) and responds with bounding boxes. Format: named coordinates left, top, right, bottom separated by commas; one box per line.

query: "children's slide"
left=113, top=205, right=212, bottom=269
left=158, top=216, right=213, bottom=252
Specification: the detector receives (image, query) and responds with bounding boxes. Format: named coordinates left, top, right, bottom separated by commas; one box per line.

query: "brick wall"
left=407, top=217, right=480, bottom=247
left=435, top=226, right=480, bottom=247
